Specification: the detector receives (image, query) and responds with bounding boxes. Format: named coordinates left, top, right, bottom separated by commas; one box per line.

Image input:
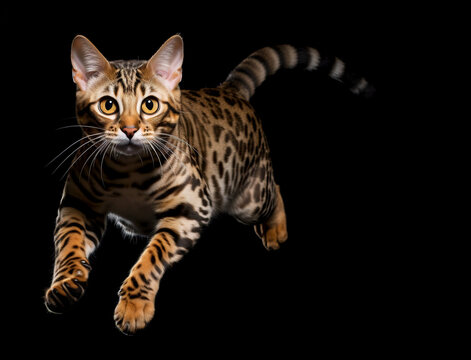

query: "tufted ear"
left=146, top=35, right=183, bottom=91
left=71, top=35, right=112, bottom=91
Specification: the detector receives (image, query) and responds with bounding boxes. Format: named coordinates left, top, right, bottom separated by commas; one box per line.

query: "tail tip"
left=350, top=77, right=376, bottom=99
left=361, top=83, right=376, bottom=99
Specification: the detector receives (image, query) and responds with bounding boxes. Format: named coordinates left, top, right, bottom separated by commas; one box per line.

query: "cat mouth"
left=115, top=142, right=143, bottom=156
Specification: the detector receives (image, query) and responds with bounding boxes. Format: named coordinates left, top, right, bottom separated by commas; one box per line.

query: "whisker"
left=56, top=125, right=104, bottom=131
left=157, top=137, right=192, bottom=161
left=151, top=140, right=174, bottom=176
left=79, top=140, right=106, bottom=181
left=51, top=134, right=105, bottom=175
left=154, top=138, right=188, bottom=170
left=80, top=138, right=109, bottom=181
left=152, top=138, right=186, bottom=176
left=137, top=149, right=144, bottom=166
left=100, top=141, right=115, bottom=187
left=112, top=143, right=119, bottom=160
left=88, top=141, right=111, bottom=177
left=145, top=139, right=165, bottom=174
left=144, top=141, right=156, bottom=168
left=60, top=137, right=107, bottom=180
left=46, top=132, right=104, bottom=168
left=158, top=133, right=199, bottom=156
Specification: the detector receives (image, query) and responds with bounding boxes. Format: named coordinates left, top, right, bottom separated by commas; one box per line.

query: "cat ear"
left=146, top=35, right=183, bottom=91
left=71, top=35, right=112, bottom=91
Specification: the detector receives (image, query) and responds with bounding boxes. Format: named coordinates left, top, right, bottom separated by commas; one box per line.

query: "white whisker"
left=145, top=140, right=165, bottom=178
left=144, top=141, right=156, bottom=168
left=78, top=139, right=106, bottom=181
left=81, top=138, right=109, bottom=181
left=56, top=125, right=104, bottom=131
left=157, top=136, right=192, bottom=161
left=51, top=134, right=105, bottom=176
left=158, top=133, right=199, bottom=156
left=100, top=141, right=115, bottom=187
left=60, top=137, right=106, bottom=180
left=152, top=138, right=187, bottom=176
left=47, top=132, right=104, bottom=168
left=151, top=139, right=177, bottom=176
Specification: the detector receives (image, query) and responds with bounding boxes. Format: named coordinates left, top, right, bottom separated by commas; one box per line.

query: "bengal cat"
left=44, top=34, right=374, bottom=334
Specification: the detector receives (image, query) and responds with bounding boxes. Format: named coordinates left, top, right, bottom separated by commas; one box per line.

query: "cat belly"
left=106, top=189, right=157, bottom=236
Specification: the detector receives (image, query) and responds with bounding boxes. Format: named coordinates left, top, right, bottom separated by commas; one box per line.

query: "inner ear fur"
left=145, top=35, right=184, bottom=91
left=71, top=35, right=113, bottom=91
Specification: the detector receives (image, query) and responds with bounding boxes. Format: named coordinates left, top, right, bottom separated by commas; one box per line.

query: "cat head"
left=71, top=35, right=183, bottom=157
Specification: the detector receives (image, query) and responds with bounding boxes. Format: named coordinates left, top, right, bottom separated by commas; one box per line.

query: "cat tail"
left=220, top=45, right=375, bottom=100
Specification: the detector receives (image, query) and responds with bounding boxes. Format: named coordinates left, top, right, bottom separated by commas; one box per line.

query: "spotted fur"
left=45, top=35, right=374, bottom=334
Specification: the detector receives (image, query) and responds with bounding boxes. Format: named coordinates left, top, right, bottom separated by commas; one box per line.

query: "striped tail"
left=221, top=45, right=375, bottom=100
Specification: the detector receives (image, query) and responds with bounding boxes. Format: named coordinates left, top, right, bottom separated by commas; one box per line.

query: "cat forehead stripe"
left=115, top=67, right=141, bottom=93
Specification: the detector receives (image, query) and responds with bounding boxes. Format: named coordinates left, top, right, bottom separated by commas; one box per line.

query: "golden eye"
left=99, top=97, right=118, bottom=115
left=141, top=97, right=159, bottom=115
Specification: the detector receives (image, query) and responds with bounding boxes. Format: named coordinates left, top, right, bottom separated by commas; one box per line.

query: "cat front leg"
left=114, top=208, right=208, bottom=334
left=45, top=205, right=104, bottom=314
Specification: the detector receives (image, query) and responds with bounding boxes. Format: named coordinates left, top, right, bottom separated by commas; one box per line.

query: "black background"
left=6, top=4, right=411, bottom=355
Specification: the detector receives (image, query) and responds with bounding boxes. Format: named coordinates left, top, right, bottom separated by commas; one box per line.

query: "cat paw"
left=254, top=220, right=288, bottom=250
left=44, top=260, right=90, bottom=314
left=254, top=185, right=288, bottom=250
left=114, top=295, right=155, bottom=335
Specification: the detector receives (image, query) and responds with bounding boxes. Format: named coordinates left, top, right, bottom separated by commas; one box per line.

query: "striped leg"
left=45, top=207, right=102, bottom=314
left=114, top=218, right=202, bottom=334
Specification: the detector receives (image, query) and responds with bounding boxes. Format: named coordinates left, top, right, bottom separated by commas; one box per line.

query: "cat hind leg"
left=253, top=185, right=288, bottom=250
left=231, top=175, right=288, bottom=251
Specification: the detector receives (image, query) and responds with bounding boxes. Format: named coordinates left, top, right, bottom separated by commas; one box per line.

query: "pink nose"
left=121, top=126, right=138, bottom=139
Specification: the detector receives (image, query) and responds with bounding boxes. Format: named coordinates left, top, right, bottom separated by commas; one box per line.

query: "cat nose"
left=121, top=126, right=138, bottom=139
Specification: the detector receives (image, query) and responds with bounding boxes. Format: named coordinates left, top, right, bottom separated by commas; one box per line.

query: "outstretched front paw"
left=114, top=293, right=155, bottom=335
left=44, top=259, right=91, bottom=314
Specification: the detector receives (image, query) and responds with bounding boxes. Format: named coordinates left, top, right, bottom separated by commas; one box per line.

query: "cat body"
left=97, top=87, right=274, bottom=236
left=45, top=35, right=373, bottom=334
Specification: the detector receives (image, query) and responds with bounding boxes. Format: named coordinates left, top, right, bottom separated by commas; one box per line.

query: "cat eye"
left=141, top=97, right=159, bottom=115
left=99, top=97, right=118, bottom=115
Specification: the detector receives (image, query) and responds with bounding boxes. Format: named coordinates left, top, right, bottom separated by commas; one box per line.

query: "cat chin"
left=115, top=143, right=143, bottom=156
